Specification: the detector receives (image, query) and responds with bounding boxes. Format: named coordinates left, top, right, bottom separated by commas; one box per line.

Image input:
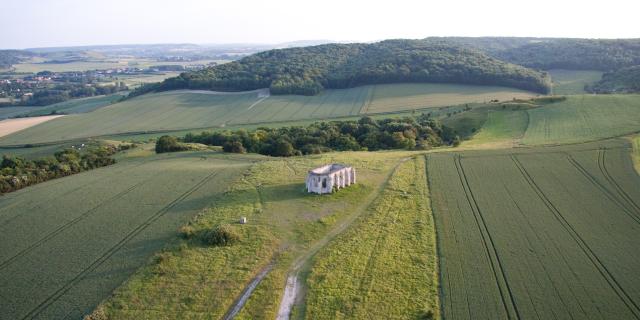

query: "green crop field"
left=363, top=83, right=535, bottom=114
left=304, top=156, right=439, bottom=319
left=522, top=95, right=640, bottom=145
left=20, top=93, right=126, bottom=117
left=0, top=106, right=44, bottom=119
left=549, top=69, right=603, bottom=95
left=428, top=139, right=640, bottom=319
left=0, top=151, right=251, bottom=320
left=0, top=83, right=538, bottom=146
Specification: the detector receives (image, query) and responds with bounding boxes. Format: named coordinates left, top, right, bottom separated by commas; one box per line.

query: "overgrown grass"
left=632, top=135, right=640, bottom=174
left=303, top=156, right=439, bottom=319
left=89, top=151, right=408, bottom=319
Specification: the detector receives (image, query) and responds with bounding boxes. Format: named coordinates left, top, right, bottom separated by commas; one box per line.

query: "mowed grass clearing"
left=428, top=140, right=640, bottom=319
left=0, top=151, right=251, bottom=320
left=548, top=69, right=603, bottom=95
left=304, top=156, right=439, bottom=319
left=522, top=94, right=640, bottom=145
left=0, top=83, right=538, bottom=146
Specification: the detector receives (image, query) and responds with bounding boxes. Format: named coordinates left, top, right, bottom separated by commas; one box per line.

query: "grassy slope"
left=89, top=151, right=410, bottom=320
left=0, top=150, right=251, bottom=320
left=364, top=83, right=534, bottom=113
left=548, top=69, right=603, bottom=95
left=304, top=156, right=439, bottom=319
left=523, top=94, right=640, bottom=145
left=0, top=83, right=536, bottom=146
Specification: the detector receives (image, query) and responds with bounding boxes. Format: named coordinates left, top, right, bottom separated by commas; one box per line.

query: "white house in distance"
left=306, top=164, right=356, bottom=194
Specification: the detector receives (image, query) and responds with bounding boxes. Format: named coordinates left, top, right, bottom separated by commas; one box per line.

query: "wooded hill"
left=586, top=65, right=640, bottom=93
left=432, top=37, right=640, bottom=71
left=151, top=39, right=552, bottom=95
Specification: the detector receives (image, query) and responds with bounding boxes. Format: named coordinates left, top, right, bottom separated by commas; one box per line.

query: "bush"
left=155, top=135, right=189, bottom=153
left=200, top=224, right=241, bottom=246
left=178, top=225, right=196, bottom=240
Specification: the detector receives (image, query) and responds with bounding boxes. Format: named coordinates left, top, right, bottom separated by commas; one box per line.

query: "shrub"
left=155, top=135, right=189, bottom=153
left=200, top=224, right=241, bottom=246
left=178, top=225, right=196, bottom=240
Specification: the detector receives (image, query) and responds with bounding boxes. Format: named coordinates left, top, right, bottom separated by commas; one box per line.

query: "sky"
left=1, top=0, right=639, bottom=49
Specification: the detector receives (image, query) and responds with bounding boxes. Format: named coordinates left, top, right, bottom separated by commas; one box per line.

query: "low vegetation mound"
left=586, top=65, right=640, bottom=93
left=174, top=115, right=459, bottom=157
left=140, top=39, right=551, bottom=96
left=200, top=224, right=242, bottom=246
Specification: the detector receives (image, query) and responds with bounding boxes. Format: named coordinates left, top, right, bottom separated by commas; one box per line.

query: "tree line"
left=157, top=115, right=460, bottom=157
left=0, top=144, right=127, bottom=194
left=133, top=39, right=552, bottom=97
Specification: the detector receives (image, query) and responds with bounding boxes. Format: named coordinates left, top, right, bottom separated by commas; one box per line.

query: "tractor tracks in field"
left=511, top=155, right=640, bottom=319
left=453, top=155, right=521, bottom=320
left=566, top=154, right=640, bottom=224
left=597, top=149, right=640, bottom=214
left=20, top=169, right=221, bottom=320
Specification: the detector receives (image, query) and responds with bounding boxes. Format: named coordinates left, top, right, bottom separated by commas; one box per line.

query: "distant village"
left=0, top=61, right=216, bottom=106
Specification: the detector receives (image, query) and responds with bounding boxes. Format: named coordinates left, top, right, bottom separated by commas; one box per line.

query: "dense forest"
left=166, top=115, right=458, bottom=157
left=145, top=40, right=552, bottom=96
left=586, top=65, right=640, bottom=93
left=425, top=37, right=640, bottom=71
left=493, top=39, right=640, bottom=71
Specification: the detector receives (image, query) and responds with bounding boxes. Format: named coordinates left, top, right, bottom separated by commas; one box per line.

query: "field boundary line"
left=454, top=155, right=521, bottom=320
left=511, top=155, right=640, bottom=319
left=20, top=169, right=221, bottom=320
left=424, top=155, right=449, bottom=319
left=598, top=149, right=640, bottom=213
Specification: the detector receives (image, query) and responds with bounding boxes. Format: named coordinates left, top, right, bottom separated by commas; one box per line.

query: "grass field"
left=87, top=151, right=408, bottom=320
left=461, top=110, right=528, bottom=148
left=428, top=139, right=640, bottom=319
left=523, top=94, right=640, bottom=145
left=304, top=156, right=439, bottom=319
left=0, top=83, right=537, bottom=146
left=363, top=83, right=535, bottom=114
left=548, top=69, right=603, bottom=95
left=0, top=151, right=252, bottom=320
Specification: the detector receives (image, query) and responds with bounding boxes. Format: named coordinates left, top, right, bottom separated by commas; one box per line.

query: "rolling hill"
left=148, top=39, right=552, bottom=95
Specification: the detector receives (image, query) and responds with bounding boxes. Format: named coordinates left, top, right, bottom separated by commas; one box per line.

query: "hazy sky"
left=1, top=0, right=639, bottom=49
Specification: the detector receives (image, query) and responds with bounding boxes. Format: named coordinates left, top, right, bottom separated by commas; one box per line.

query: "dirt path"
left=222, top=263, right=274, bottom=320
left=275, top=157, right=410, bottom=320
left=0, top=115, right=64, bottom=138
left=153, top=88, right=269, bottom=96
